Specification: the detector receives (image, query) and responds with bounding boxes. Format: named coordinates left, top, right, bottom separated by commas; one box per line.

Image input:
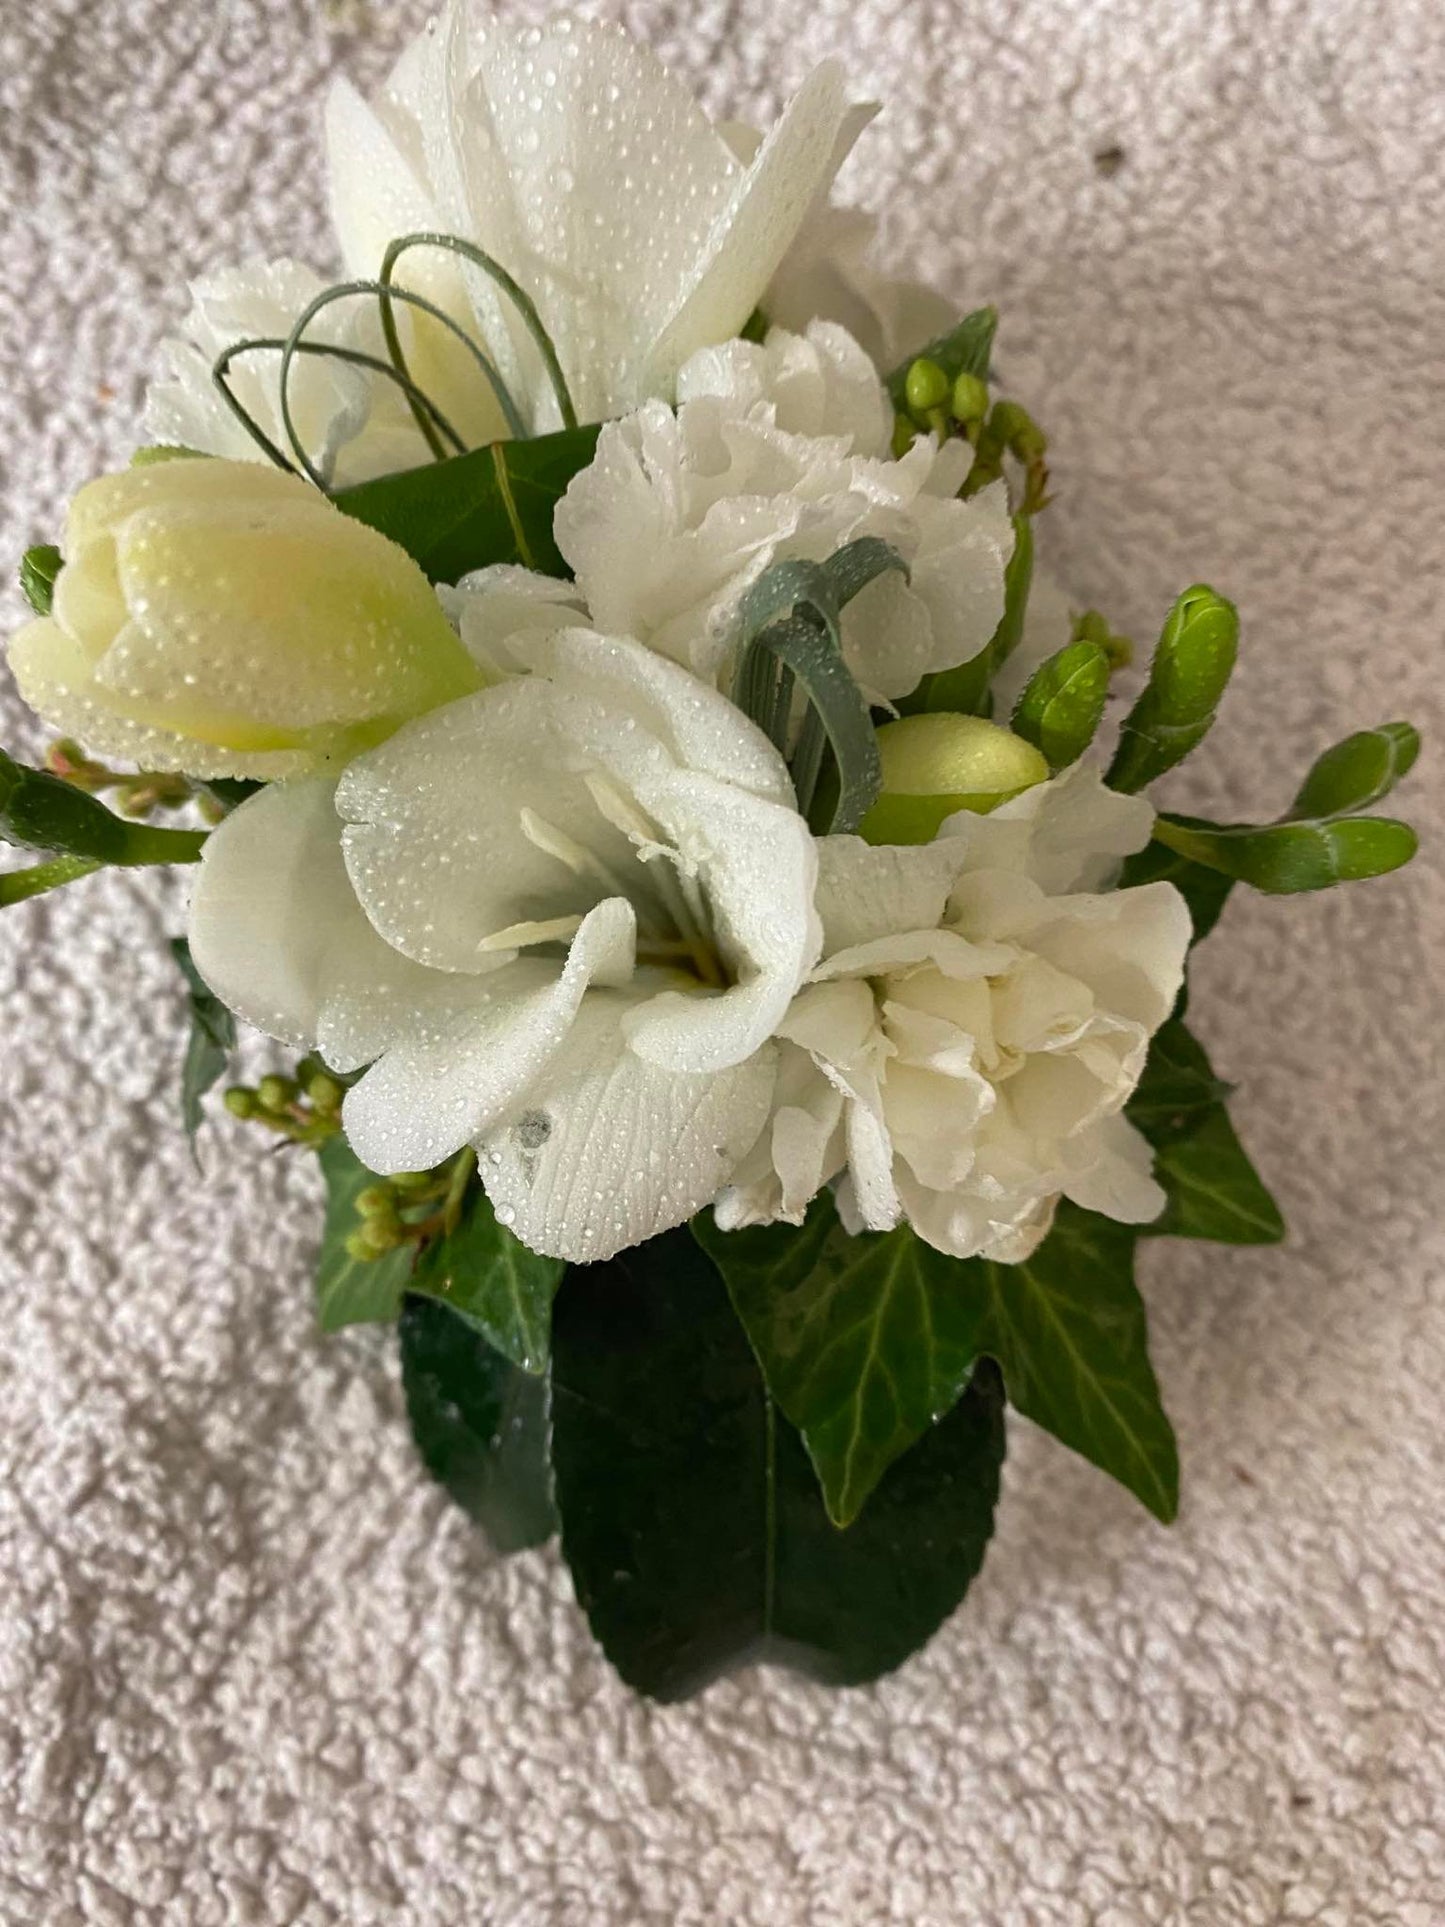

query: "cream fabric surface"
left=1, top=2, right=1442, bottom=1921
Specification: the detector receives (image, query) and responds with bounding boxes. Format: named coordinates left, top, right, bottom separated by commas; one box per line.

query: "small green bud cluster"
left=1070, top=608, right=1133, bottom=669
left=223, top=1053, right=347, bottom=1146
left=893, top=359, right=1050, bottom=517
left=46, top=738, right=203, bottom=821
left=343, top=1159, right=469, bottom=1264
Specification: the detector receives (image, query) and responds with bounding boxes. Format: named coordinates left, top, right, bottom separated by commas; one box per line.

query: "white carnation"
left=549, top=321, right=1013, bottom=705
left=716, top=765, right=1192, bottom=1262
left=188, top=630, right=821, bottom=1263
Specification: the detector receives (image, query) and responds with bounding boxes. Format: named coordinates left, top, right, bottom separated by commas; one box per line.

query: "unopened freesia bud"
left=950, top=371, right=989, bottom=425
left=904, top=357, right=950, bottom=415
left=8, top=459, right=484, bottom=780
left=858, top=713, right=1049, bottom=845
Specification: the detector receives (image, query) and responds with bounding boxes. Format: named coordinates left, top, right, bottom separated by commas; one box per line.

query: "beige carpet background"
left=1, top=2, right=1442, bottom=1921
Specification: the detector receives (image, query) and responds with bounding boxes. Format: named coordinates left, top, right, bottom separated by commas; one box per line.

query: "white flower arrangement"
left=4, top=3, right=1422, bottom=1699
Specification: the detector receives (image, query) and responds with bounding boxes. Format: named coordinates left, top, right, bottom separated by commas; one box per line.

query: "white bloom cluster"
left=13, top=4, right=1194, bottom=1267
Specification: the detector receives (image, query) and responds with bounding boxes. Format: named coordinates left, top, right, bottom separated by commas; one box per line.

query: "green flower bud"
left=357, top=1217, right=402, bottom=1256
left=390, top=1170, right=437, bottom=1194
left=306, top=1071, right=345, bottom=1115
left=345, top=1230, right=379, bottom=1263
left=858, top=713, right=1050, bottom=845
left=355, top=1183, right=396, bottom=1219
left=904, top=357, right=950, bottom=415
left=8, top=459, right=485, bottom=782
left=1011, top=640, right=1112, bottom=772
left=950, top=371, right=989, bottom=425
left=891, top=414, right=919, bottom=459
left=1107, top=584, right=1239, bottom=793
left=256, top=1073, right=297, bottom=1114
left=223, top=1085, right=258, bottom=1120
left=989, top=399, right=1047, bottom=461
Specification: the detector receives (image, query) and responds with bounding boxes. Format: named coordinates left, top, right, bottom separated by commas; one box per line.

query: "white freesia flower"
left=719, top=119, right=958, bottom=370
left=189, top=629, right=821, bottom=1262
left=145, top=260, right=430, bottom=486
left=322, top=2, right=863, bottom=439
left=716, top=765, right=1192, bottom=1262
left=549, top=321, right=1013, bottom=704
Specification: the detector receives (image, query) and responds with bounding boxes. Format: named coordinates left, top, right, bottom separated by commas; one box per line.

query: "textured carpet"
left=1, top=2, right=1442, bottom=1922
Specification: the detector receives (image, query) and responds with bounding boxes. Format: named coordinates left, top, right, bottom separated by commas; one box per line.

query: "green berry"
left=358, top=1218, right=401, bottom=1256
left=223, top=1086, right=258, bottom=1120
left=355, top=1184, right=395, bottom=1219
left=344, top=1231, right=376, bottom=1263
left=256, top=1074, right=297, bottom=1114
left=307, top=1071, right=345, bottom=1114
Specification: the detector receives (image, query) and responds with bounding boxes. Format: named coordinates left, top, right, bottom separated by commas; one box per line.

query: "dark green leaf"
left=1289, top=722, right=1420, bottom=819
left=885, top=306, right=998, bottom=410
left=0, top=751, right=206, bottom=868
left=1010, top=636, right=1111, bottom=770
left=0, top=853, right=102, bottom=905
left=1148, top=1108, right=1285, bottom=1245
left=1107, top=585, right=1239, bottom=793
left=550, top=1228, right=1004, bottom=1700
left=1126, top=1018, right=1232, bottom=1147
left=695, top=1200, right=985, bottom=1525
left=400, top=1294, right=556, bottom=1553
left=1119, top=838, right=1234, bottom=943
left=19, top=544, right=62, bottom=617
left=314, top=1136, right=414, bottom=1332
left=170, top=936, right=235, bottom=1145
left=332, top=424, right=601, bottom=584
left=1154, top=811, right=1417, bottom=893
left=973, top=1205, right=1178, bottom=1522
left=410, top=1180, right=564, bottom=1374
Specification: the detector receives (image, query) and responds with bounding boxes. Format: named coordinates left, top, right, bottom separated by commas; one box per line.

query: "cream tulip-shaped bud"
left=8, top=458, right=483, bottom=779
left=858, top=712, right=1049, bottom=845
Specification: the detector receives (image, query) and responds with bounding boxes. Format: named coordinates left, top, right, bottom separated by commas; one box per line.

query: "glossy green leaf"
left=1010, top=636, right=1111, bottom=770
left=400, top=1294, right=556, bottom=1553
left=975, top=1205, right=1179, bottom=1522
left=170, top=936, right=235, bottom=1146
left=550, top=1229, right=1004, bottom=1700
left=1153, top=811, right=1417, bottom=893
left=19, top=544, right=62, bottom=617
left=885, top=306, right=998, bottom=411
left=410, top=1180, right=565, bottom=1374
left=694, top=1200, right=984, bottom=1526
left=909, top=513, right=1032, bottom=718
left=332, top=424, right=601, bottom=583
left=1118, top=838, right=1235, bottom=943
left=0, top=751, right=206, bottom=868
left=314, top=1137, right=414, bottom=1333
left=1107, top=585, right=1239, bottom=793
left=0, top=853, right=102, bottom=905
left=1289, top=722, right=1420, bottom=819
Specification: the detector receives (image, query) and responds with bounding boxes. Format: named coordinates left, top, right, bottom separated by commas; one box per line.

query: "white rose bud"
left=8, top=458, right=482, bottom=779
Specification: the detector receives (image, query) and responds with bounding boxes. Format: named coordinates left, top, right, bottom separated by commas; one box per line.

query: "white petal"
left=187, top=775, right=426, bottom=1049
left=948, top=762, right=1157, bottom=894
left=1059, top=1114, right=1166, bottom=1224
left=340, top=897, right=637, bottom=1174
left=478, top=994, right=777, bottom=1262
left=642, top=62, right=855, bottom=396
left=1027, top=882, right=1191, bottom=1033
left=814, top=834, right=972, bottom=954
left=443, top=567, right=588, bottom=676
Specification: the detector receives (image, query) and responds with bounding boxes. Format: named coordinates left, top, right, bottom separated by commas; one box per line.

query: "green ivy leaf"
left=332, top=424, right=602, bottom=583
left=1148, top=1109, right=1286, bottom=1244
left=1107, top=585, right=1239, bottom=794
left=885, top=306, right=998, bottom=411
left=549, top=1228, right=1004, bottom=1700
left=1154, top=810, right=1417, bottom=893
left=314, top=1137, right=414, bottom=1333
left=694, top=1201, right=984, bottom=1526
left=400, top=1294, right=556, bottom=1553
left=19, top=544, right=62, bottom=617
left=169, top=937, right=235, bottom=1147
left=0, top=751, right=206, bottom=869
left=410, top=1181, right=564, bottom=1374
left=1010, top=635, right=1111, bottom=770
left=975, top=1205, right=1179, bottom=1522
left=1118, top=838, right=1235, bottom=943
left=1125, top=1018, right=1232, bottom=1146
left=1130, top=1022, right=1285, bottom=1244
